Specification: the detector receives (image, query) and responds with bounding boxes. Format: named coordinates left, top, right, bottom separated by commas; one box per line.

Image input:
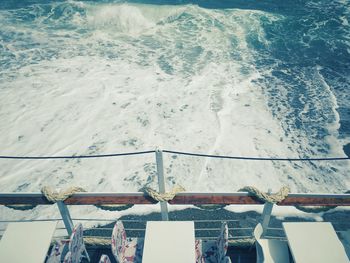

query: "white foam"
left=0, top=3, right=349, bottom=222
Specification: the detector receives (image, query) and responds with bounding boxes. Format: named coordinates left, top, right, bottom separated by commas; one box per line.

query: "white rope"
left=239, top=186, right=290, bottom=203
left=41, top=186, right=87, bottom=203
left=144, top=185, right=185, bottom=202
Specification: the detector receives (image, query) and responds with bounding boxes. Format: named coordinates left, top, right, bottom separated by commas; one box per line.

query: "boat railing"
left=1, top=149, right=349, bottom=245
left=1, top=191, right=350, bottom=245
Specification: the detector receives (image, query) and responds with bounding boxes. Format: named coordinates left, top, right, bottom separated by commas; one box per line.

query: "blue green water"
left=0, top=0, right=349, bottom=192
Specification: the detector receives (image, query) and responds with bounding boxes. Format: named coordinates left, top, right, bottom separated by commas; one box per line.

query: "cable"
left=163, top=150, right=350, bottom=161
left=0, top=149, right=349, bottom=161
left=0, top=150, right=155, bottom=160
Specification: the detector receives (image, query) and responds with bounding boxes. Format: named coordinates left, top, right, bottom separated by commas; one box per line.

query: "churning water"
left=0, top=0, right=349, bottom=206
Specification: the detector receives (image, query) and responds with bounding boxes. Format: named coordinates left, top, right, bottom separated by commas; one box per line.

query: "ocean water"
left=0, top=0, right=349, bottom=215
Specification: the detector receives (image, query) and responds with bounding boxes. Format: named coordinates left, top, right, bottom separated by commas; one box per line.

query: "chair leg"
left=83, top=247, right=90, bottom=262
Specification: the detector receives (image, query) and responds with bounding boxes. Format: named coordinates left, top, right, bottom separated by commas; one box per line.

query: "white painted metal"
left=254, top=223, right=290, bottom=263
left=57, top=201, right=90, bottom=262
left=155, top=149, right=169, bottom=221
left=57, top=201, right=74, bottom=235
left=261, top=202, right=274, bottom=236
left=283, top=222, right=350, bottom=263
left=0, top=221, right=57, bottom=263
left=142, top=221, right=196, bottom=263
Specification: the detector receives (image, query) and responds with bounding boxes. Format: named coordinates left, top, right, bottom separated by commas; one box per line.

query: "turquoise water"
left=0, top=0, right=349, bottom=193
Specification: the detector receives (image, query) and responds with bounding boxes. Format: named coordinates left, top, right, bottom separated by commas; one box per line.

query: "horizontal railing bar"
left=263, top=235, right=287, bottom=240
left=86, top=227, right=113, bottom=231
left=0, top=227, right=65, bottom=231
left=0, top=219, right=63, bottom=223
left=0, top=192, right=349, bottom=205
left=71, top=218, right=120, bottom=222
left=194, top=219, right=241, bottom=222
left=229, top=236, right=253, bottom=239
left=70, top=219, right=242, bottom=224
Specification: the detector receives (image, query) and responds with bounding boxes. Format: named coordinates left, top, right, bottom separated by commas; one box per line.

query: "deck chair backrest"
left=99, top=254, right=111, bottom=263
left=216, top=222, right=229, bottom=261
left=47, top=240, right=68, bottom=263
left=254, top=223, right=263, bottom=240
left=223, top=256, right=232, bottom=263
left=63, top=251, right=72, bottom=263
left=112, top=221, right=127, bottom=263
left=68, top=223, right=84, bottom=263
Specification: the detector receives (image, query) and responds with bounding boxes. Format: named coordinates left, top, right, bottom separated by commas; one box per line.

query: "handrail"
left=1, top=192, right=350, bottom=206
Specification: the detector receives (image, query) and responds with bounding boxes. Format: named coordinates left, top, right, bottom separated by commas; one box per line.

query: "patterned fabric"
left=223, top=256, right=232, bottom=263
left=46, top=240, right=67, bottom=263
left=111, top=221, right=144, bottom=263
left=46, top=224, right=85, bottom=263
left=112, top=221, right=128, bottom=262
left=195, top=239, right=205, bottom=263
left=99, top=255, right=111, bottom=263
left=216, top=222, right=228, bottom=262
left=63, top=251, right=72, bottom=263
left=201, top=240, right=218, bottom=263
left=196, top=222, right=230, bottom=263
left=69, top=223, right=85, bottom=263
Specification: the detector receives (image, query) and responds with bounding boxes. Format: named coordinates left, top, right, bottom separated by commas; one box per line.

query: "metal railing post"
left=155, top=149, right=169, bottom=221
left=57, top=201, right=74, bottom=235
left=57, top=201, right=90, bottom=262
left=260, top=189, right=274, bottom=236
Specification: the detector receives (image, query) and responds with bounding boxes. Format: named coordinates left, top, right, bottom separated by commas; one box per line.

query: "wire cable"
left=163, top=150, right=350, bottom=161
left=0, top=150, right=155, bottom=160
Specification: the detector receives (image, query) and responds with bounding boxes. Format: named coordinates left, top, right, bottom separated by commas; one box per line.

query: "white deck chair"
left=254, top=223, right=290, bottom=263
left=47, top=223, right=89, bottom=263
left=98, top=254, right=111, bottom=263
left=196, top=222, right=230, bottom=263
left=111, top=221, right=144, bottom=263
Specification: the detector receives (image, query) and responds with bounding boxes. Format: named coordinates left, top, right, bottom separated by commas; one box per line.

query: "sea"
left=0, top=0, right=349, bottom=220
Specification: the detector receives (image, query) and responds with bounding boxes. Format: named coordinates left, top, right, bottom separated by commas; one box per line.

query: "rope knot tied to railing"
left=144, top=185, right=185, bottom=202
left=239, top=186, right=290, bottom=204
left=41, top=186, right=87, bottom=203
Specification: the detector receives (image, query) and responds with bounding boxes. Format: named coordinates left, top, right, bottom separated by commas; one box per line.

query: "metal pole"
left=57, top=201, right=74, bottom=235
left=155, top=149, right=169, bottom=221
left=57, top=201, right=90, bottom=262
left=261, top=202, right=273, bottom=236
left=260, top=189, right=274, bottom=237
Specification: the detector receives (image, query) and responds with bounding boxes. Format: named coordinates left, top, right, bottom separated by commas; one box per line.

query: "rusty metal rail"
left=1, top=192, right=349, bottom=206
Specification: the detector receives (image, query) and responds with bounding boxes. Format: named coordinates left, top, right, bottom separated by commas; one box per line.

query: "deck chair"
left=47, top=223, right=89, bottom=263
left=196, top=222, right=230, bottom=263
left=111, top=221, right=144, bottom=263
left=254, top=223, right=290, bottom=263
left=99, top=254, right=111, bottom=263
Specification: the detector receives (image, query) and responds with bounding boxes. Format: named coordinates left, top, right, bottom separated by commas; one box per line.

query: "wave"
left=0, top=1, right=349, bottom=199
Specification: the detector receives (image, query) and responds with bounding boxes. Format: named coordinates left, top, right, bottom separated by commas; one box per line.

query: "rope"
left=143, top=185, right=185, bottom=202
left=5, top=204, right=37, bottom=211
left=0, top=150, right=155, bottom=160
left=239, top=186, right=290, bottom=203
left=163, top=150, right=350, bottom=161
left=84, top=237, right=111, bottom=247
left=94, top=204, right=134, bottom=211
left=228, top=238, right=255, bottom=248
left=295, top=190, right=350, bottom=213
left=194, top=204, right=227, bottom=210
left=41, top=186, right=134, bottom=211
left=41, top=186, right=87, bottom=203
left=84, top=237, right=255, bottom=248
left=295, top=205, right=337, bottom=213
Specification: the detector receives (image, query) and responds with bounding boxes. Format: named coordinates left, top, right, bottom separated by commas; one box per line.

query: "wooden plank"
left=0, top=192, right=349, bottom=206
